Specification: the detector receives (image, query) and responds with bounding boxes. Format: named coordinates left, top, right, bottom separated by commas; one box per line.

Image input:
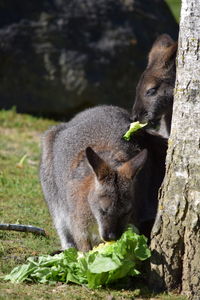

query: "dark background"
left=0, top=0, right=180, bottom=120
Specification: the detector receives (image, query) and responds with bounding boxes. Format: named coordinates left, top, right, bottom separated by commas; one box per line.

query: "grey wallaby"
left=40, top=105, right=167, bottom=251
left=132, top=34, right=177, bottom=138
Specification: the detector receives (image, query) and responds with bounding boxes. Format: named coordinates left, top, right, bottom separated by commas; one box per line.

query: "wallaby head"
left=85, top=146, right=147, bottom=242
left=132, top=34, right=177, bottom=135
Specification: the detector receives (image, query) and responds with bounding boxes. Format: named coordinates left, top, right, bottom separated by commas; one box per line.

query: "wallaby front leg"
left=72, top=225, right=92, bottom=251
left=76, top=239, right=92, bottom=252
left=54, top=217, right=75, bottom=250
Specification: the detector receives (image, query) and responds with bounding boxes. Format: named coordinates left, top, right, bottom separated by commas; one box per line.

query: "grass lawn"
left=0, top=109, right=187, bottom=299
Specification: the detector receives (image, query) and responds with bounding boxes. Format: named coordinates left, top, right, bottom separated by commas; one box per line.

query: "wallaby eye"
left=146, top=87, right=157, bottom=96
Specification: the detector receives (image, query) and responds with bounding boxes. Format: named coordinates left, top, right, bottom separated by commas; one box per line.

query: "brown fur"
left=71, top=144, right=113, bottom=170
left=72, top=175, right=95, bottom=251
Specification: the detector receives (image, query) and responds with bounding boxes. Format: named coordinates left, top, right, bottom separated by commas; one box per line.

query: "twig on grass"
left=0, top=223, right=47, bottom=236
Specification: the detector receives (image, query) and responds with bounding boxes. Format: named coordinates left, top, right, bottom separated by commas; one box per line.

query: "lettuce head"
left=4, top=227, right=151, bottom=288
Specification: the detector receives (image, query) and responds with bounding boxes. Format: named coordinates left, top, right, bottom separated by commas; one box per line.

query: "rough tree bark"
left=150, top=0, right=200, bottom=299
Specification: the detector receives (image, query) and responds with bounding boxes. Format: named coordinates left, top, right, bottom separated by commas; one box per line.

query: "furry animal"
left=40, top=106, right=167, bottom=251
left=132, top=34, right=177, bottom=137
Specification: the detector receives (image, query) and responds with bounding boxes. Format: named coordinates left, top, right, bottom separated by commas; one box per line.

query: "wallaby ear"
left=148, top=34, right=177, bottom=67
left=118, top=149, right=148, bottom=180
left=85, top=147, right=111, bottom=181
left=151, top=34, right=175, bottom=49
left=162, top=42, right=178, bottom=68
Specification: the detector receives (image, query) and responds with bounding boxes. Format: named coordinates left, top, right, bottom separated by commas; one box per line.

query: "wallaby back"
left=40, top=105, right=150, bottom=251
left=132, top=34, right=177, bottom=137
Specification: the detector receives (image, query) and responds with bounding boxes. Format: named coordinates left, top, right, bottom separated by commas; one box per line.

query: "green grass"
left=0, top=109, right=187, bottom=299
left=165, top=0, right=181, bottom=22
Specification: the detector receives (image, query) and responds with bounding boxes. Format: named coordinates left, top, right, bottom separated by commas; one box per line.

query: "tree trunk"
left=150, top=0, right=200, bottom=299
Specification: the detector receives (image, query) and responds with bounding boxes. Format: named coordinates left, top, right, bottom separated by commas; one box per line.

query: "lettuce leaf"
left=123, top=121, right=147, bottom=141
left=4, top=227, right=151, bottom=288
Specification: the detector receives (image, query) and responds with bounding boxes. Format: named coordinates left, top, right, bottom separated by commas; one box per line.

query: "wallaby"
left=40, top=105, right=167, bottom=251
left=132, top=34, right=177, bottom=138
left=40, top=105, right=150, bottom=252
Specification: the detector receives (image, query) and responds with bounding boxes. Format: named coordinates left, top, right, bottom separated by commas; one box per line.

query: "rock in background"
left=0, top=0, right=178, bottom=119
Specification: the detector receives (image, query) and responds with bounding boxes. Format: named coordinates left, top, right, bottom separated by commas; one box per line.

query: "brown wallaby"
left=40, top=105, right=167, bottom=251
left=132, top=34, right=177, bottom=138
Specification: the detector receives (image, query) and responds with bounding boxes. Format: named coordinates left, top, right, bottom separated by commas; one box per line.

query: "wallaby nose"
left=103, top=232, right=117, bottom=242
left=131, top=114, right=138, bottom=122
left=132, top=113, right=145, bottom=123
left=108, top=232, right=117, bottom=241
